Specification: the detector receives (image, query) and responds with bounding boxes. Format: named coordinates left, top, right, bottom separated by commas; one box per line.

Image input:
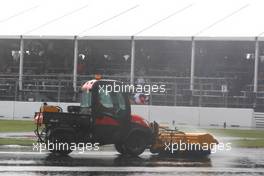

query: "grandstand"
left=1, top=0, right=264, bottom=111
left=1, top=39, right=264, bottom=109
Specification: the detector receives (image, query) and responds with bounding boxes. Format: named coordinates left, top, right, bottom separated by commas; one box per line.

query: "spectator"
left=134, top=93, right=149, bottom=105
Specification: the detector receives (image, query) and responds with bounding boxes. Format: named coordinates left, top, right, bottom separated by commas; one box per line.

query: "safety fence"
left=1, top=74, right=264, bottom=108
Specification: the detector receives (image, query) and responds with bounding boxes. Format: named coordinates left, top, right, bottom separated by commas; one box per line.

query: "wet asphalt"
left=0, top=146, right=264, bottom=176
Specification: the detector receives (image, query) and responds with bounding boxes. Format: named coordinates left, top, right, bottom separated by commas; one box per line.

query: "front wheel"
left=123, top=132, right=147, bottom=156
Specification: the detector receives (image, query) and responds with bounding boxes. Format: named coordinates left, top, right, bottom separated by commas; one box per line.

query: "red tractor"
left=34, top=79, right=218, bottom=157
left=34, top=79, right=153, bottom=156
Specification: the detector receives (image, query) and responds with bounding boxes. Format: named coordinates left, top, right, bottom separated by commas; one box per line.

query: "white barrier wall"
left=0, top=101, right=78, bottom=119
left=131, top=105, right=254, bottom=127
left=0, top=101, right=255, bottom=127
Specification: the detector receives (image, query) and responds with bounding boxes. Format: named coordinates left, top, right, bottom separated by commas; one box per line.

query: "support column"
left=18, top=36, right=24, bottom=91
left=130, top=36, right=135, bottom=85
left=73, top=36, right=78, bottom=93
left=190, top=37, right=195, bottom=91
left=253, top=37, right=259, bottom=93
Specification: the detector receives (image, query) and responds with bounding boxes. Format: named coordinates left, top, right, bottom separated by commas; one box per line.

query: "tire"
left=114, top=143, right=127, bottom=155
left=47, top=130, right=74, bottom=155
left=123, top=132, right=147, bottom=156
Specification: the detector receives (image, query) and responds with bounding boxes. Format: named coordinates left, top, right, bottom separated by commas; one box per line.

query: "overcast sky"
left=0, top=0, right=263, bottom=38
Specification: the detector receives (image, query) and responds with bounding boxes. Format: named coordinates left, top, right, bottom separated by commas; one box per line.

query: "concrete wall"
left=132, top=105, right=254, bottom=127
left=0, top=101, right=254, bottom=127
left=0, top=101, right=79, bottom=119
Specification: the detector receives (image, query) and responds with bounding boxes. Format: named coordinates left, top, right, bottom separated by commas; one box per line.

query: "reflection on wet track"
left=0, top=147, right=264, bottom=175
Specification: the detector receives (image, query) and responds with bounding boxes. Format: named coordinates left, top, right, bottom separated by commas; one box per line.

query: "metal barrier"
left=0, top=74, right=262, bottom=108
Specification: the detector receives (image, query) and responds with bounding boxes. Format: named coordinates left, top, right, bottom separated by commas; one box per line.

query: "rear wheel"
left=123, top=132, right=147, bottom=156
left=47, top=130, right=74, bottom=155
left=114, top=143, right=127, bottom=155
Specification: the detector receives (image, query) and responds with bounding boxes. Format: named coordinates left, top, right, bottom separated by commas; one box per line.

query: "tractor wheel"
left=114, top=143, right=128, bottom=155
left=124, top=132, right=147, bottom=157
left=47, top=130, right=74, bottom=155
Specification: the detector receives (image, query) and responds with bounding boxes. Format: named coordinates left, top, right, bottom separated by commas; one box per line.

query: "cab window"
left=112, top=92, right=126, bottom=111
left=98, top=90, right=113, bottom=109
left=96, top=85, right=127, bottom=119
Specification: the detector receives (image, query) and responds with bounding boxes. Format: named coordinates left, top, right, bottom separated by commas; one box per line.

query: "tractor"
left=34, top=79, right=218, bottom=156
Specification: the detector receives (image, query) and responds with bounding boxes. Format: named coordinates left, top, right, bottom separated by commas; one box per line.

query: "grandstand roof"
left=1, top=0, right=264, bottom=40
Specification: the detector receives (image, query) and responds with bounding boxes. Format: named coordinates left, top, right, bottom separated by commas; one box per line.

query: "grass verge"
left=0, top=119, right=34, bottom=132
left=206, top=128, right=264, bottom=148
left=206, top=128, right=264, bottom=138
left=0, top=138, right=35, bottom=146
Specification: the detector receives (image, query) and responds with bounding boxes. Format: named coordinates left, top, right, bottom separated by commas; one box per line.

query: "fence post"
left=73, top=36, right=78, bottom=102
left=58, top=80, right=61, bottom=102
left=190, top=37, right=196, bottom=91
left=130, top=36, right=135, bottom=85
left=253, top=37, right=259, bottom=93
left=18, top=36, right=24, bottom=91
left=174, top=82, right=177, bottom=106
left=199, top=79, right=202, bottom=107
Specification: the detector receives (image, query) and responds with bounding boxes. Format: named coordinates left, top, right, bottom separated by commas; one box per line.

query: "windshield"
left=80, top=91, right=92, bottom=108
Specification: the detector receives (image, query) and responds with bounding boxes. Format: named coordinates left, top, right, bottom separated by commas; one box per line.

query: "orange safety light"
left=95, top=74, right=102, bottom=80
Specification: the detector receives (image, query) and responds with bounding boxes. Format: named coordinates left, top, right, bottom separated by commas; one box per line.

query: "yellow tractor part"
left=40, top=105, right=62, bottom=113
left=150, top=122, right=218, bottom=155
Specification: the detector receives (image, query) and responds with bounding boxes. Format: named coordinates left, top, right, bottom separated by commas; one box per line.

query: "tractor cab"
left=80, top=79, right=131, bottom=122
left=80, top=79, right=133, bottom=144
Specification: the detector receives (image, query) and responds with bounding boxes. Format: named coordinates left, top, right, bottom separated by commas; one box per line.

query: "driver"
left=95, top=92, right=115, bottom=117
